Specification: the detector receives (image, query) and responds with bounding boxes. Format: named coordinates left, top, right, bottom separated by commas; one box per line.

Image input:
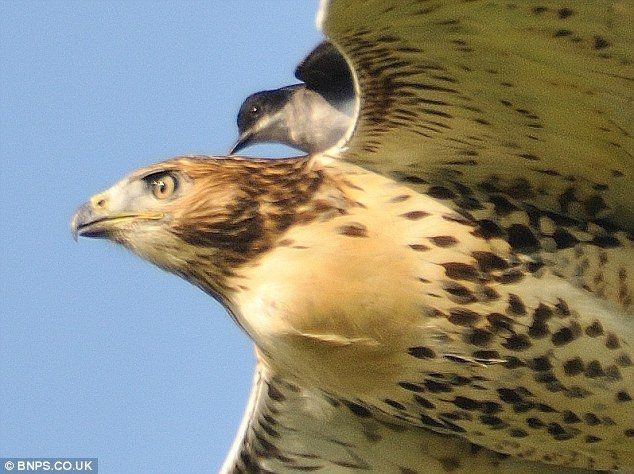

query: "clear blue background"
left=1, top=2, right=320, bottom=472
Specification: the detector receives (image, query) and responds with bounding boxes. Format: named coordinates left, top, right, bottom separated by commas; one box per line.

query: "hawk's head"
left=71, top=155, right=322, bottom=299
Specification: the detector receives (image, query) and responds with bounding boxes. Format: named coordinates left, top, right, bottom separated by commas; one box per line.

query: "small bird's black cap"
left=230, top=87, right=299, bottom=154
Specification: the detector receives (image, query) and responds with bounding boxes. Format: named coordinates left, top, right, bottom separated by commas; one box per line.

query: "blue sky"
left=1, top=1, right=320, bottom=472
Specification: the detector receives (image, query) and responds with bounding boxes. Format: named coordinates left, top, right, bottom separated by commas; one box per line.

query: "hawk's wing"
left=317, top=0, right=633, bottom=229
left=220, top=358, right=572, bottom=473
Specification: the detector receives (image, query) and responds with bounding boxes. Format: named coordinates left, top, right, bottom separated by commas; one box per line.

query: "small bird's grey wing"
left=295, top=40, right=354, bottom=98
left=317, top=0, right=633, bottom=230
left=220, top=360, right=579, bottom=473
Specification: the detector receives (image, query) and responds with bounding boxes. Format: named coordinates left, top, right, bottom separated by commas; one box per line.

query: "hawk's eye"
left=144, top=172, right=177, bottom=200
left=250, top=105, right=259, bottom=114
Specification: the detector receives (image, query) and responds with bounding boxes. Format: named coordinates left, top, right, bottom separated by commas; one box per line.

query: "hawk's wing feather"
left=220, top=359, right=575, bottom=473
left=318, top=0, right=633, bottom=229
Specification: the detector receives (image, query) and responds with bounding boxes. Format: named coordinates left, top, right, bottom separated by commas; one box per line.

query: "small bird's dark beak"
left=228, top=131, right=254, bottom=155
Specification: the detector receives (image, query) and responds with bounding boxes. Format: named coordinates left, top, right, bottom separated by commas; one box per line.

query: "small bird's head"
left=71, top=156, right=321, bottom=298
left=230, top=86, right=300, bottom=154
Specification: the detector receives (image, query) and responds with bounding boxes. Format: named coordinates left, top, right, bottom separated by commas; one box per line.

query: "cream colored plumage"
left=71, top=0, right=633, bottom=472
left=220, top=157, right=632, bottom=472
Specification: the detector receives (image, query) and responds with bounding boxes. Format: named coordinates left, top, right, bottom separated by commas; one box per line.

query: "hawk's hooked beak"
left=71, top=200, right=107, bottom=241
left=228, top=131, right=255, bottom=155
left=70, top=193, right=163, bottom=241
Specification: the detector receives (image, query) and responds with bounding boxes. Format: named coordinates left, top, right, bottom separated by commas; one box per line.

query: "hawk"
left=71, top=0, right=633, bottom=472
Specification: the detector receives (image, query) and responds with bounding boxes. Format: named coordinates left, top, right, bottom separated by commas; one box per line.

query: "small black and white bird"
left=229, top=41, right=355, bottom=154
